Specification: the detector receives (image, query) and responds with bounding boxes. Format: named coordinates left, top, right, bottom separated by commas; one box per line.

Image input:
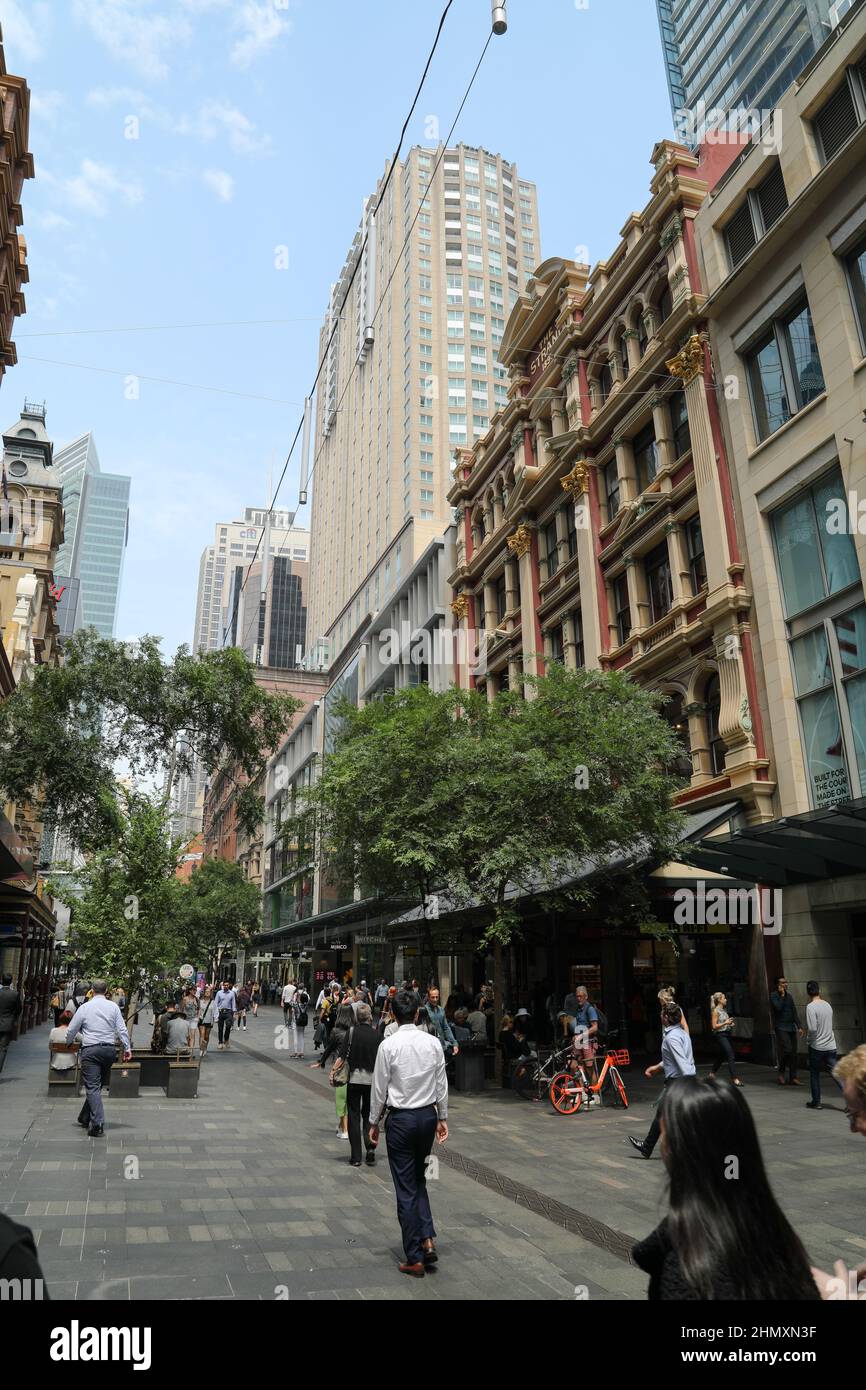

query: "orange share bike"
left=548, top=1042, right=630, bottom=1114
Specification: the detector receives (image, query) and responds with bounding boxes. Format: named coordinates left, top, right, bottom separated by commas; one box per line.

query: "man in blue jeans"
left=805, top=980, right=844, bottom=1111
left=369, top=989, right=448, bottom=1277
left=65, top=980, right=132, bottom=1137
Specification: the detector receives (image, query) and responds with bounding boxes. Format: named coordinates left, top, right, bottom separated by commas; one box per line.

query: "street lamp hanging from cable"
left=491, top=2, right=507, bottom=34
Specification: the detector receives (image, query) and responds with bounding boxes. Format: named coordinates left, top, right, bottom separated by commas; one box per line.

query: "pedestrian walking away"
left=805, top=981, right=845, bottom=1110
left=632, top=1076, right=820, bottom=1300
left=214, top=980, right=237, bottom=1049
left=290, top=986, right=309, bottom=1058
left=316, top=1001, right=356, bottom=1138
left=369, top=988, right=449, bottom=1278
left=281, top=978, right=297, bottom=1028
left=251, top=980, right=261, bottom=1016
left=707, top=991, right=742, bottom=1085
left=65, top=980, right=132, bottom=1136
left=198, top=987, right=215, bottom=1056
left=338, top=1002, right=381, bottom=1166
left=0, top=973, right=23, bottom=1076
left=770, top=975, right=804, bottom=1086
left=629, top=1002, right=696, bottom=1158
left=236, top=981, right=251, bottom=1031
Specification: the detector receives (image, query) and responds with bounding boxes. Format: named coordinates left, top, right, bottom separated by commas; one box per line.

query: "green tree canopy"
left=0, top=631, right=302, bottom=850
left=178, top=856, right=262, bottom=981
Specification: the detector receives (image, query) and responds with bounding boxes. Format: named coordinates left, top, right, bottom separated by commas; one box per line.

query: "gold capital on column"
left=450, top=594, right=469, bottom=620
left=666, top=333, right=705, bottom=386
left=506, top=524, right=533, bottom=558
left=560, top=459, right=589, bottom=497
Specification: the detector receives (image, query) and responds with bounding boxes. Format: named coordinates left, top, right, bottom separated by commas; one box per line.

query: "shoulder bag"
left=329, top=1026, right=354, bottom=1087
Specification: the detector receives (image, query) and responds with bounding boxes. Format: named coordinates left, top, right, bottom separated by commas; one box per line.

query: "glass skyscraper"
left=656, top=0, right=838, bottom=134
left=55, top=432, right=130, bottom=638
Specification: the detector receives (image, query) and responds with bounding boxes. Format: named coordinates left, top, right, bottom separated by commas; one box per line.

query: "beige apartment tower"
left=306, top=143, right=540, bottom=662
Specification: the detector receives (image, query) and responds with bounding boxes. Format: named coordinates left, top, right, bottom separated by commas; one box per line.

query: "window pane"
left=799, top=688, right=850, bottom=808
left=812, top=476, right=860, bottom=596
left=783, top=301, right=824, bottom=407
left=844, top=672, right=866, bottom=793
left=748, top=332, right=789, bottom=439
left=771, top=494, right=825, bottom=616
left=790, top=626, right=832, bottom=696
left=835, top=605, right=866, bottom=676
left=847, top=235, right=866, bottom=346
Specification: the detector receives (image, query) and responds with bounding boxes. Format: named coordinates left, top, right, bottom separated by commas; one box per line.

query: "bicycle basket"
left=609, top=1048, right=630, bottom=1066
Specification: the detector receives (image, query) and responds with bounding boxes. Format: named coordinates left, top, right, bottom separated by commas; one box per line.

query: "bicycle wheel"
left=607, top=1066, right=629, bottom=1108
left=512, top=1059, right=541, bottom=1101
left=549, top=1071, right=585, bottom=1115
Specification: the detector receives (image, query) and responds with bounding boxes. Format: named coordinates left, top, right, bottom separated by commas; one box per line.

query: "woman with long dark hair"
left=632, top=1075, right=819, bottom=1300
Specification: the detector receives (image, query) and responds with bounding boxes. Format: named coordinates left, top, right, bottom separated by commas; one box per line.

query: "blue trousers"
left=78, top=1044, right=116, bottom=1128
left=808, top=1047, right=843, bottom=1107
left=385, top=1105, right=438, bottom=1264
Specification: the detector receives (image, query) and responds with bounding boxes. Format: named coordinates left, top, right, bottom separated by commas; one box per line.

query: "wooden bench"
left=48, top=1041, right=79, bottom=1094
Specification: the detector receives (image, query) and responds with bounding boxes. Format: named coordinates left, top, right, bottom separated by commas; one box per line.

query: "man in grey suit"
left=0, top=974, right=23, bottom=1075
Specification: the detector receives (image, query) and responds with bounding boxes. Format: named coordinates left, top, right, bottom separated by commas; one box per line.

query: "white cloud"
left=201, top=168, right=234, bottom=202
left=27, top=209, right=73, bottom=232
left=1, top=0, right=51, bottom=63
left=231, top=1, right=292, bottom=69
left=30, top=91, right=65, bottom=125
left=179, top=100, right=271, bottom=155
left=87, top=89, right=270, bottom=156
left=72, top=0, right=193, bottom=81
left=40, top=160, right=144, bottom=217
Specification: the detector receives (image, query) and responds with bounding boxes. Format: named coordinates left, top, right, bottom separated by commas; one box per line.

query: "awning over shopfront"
left=678, top=798, right=866, bottom=886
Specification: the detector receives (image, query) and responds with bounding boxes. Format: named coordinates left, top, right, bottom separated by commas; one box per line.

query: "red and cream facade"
left=447, top=141, right=780, bottom=1052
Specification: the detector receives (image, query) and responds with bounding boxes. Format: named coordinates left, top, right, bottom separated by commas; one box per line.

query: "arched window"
left=618, top=330, right=630, bottom=380
left=598, top=360, right=613, bottom=405
left=637, top=314, right=648, bottom=357
left=656, top=281, right=673, bottom=326
left=705, top=674, right=725, bottom=776
left=661, top=693, right=692, bottom=779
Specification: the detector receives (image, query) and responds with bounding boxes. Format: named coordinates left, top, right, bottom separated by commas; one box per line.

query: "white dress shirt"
left=370, top=1023, right=448, bottom=1124
left=65, top=995, right=131, bottom=1052
left=281, top=984, right=297, bottom=1006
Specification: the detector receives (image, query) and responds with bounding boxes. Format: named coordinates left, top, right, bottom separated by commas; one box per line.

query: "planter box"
left=109, top=1062, right=140, bottom=1098
left=167, top=1062, right=199, bottom=1098
left=130, top=1051, right=170, bottom=1088
left=454, top=1046, right=486, bottom=1093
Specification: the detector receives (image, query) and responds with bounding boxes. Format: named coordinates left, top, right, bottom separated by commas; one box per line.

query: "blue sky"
left=0, top=0, right=673, bottom=654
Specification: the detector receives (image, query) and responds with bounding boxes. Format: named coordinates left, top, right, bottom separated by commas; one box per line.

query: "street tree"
left=0, top=630, right=302, bottom=852
left=178, top=857, right=262, bottom=983
left=287, top=666, right=685, bottom=1033
left=52, top=791, right=185, bottom=1022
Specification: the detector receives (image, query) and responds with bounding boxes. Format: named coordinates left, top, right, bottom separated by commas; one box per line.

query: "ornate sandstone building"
left=446, top=141, right=779, bottom=1055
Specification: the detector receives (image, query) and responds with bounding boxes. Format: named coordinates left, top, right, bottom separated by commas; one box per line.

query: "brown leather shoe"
left=790, top=1077, right=802, bottom=1086
left=399, top=1261, right=425, bottom=1278
left=422, top=1238, right=438, bottom=1265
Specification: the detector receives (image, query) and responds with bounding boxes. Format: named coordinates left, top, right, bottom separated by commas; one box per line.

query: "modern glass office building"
left=55, top=432, right=130, bottom=638
left=656, top=0, right=840, bottom=134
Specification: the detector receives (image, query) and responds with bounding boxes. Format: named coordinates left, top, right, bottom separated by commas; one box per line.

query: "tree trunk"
left=493, top=936, right=504, bottom=1086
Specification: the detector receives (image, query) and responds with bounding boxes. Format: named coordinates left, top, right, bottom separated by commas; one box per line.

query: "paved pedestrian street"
left=2, top=1007, right=864, bottom=1302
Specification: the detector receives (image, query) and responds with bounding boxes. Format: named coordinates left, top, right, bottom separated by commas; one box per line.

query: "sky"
left=0, top=0, right=674, bottom=654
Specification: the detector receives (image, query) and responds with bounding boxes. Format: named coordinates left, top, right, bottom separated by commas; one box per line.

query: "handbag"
left=328, top=1026, right=353, bottom=1087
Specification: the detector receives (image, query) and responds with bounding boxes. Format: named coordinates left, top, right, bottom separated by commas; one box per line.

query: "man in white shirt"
left=65, top=980, right=132, bottom=1136
left=214, top=981, right=237, bottom=1050
left=281, top=979, right=297, bottom=1026
left=805, top=980, right=844, bottom=1111
left=369, top=989, right=448, bottom=1278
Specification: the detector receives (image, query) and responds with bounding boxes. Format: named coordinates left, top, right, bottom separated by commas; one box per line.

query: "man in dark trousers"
left=65, top=979, right=132, bottom=1136
left=769, top=975, right=804, bottom=1086
left=0, top=973, right=23, bottom=1076
left=369, top=989, right=448, bottom=1278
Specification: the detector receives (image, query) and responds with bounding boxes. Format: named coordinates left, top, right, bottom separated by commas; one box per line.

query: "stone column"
left=614, top=437, right=637, bottom=505
left=651, top=394, right=675, bottom=478
left=562, top=353, right=581, bottom=429
left=550, top=392, right=568, bottom=437
left=506, top=524, right=540, bottom=687
left=561, top=459, right=601, bottom=669
left=665, top=521, right=692, bottom=605
left=535, top=416, right=552, bottom=472
left=625, top=554, right=647, bottom=636
left=666, top=335, right=729, bottom=593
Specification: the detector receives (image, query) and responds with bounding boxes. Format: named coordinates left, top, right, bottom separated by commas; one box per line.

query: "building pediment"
left=611, top=492, right=667, bottom=547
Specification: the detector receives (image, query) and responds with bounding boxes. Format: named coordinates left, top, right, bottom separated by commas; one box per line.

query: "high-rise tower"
left=306, top=143, right=540, bottom=663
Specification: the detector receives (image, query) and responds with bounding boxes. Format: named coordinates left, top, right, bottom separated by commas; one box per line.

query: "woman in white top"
left=48, top=1010, right=77, bottom=1072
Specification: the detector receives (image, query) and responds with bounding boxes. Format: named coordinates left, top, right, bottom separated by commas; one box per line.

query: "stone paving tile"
left=3, top=1008, right=865, bottom=1301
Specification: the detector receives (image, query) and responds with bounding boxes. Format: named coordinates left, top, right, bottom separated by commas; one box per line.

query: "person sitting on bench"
left=49, top=1008, right=77, bottom=1072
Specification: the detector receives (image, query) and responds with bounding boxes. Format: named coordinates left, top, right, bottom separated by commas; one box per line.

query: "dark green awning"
left=679, top=798, right=866, bottom=886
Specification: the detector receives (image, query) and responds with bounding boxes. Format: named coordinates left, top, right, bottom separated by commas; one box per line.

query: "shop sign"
left=328, top=942, right=349, bottom=951
left=813, top=766, right=849, bottom=809
left=357, top=936, right=387, bottom=945
left=528, top=320, right=558, bottom=382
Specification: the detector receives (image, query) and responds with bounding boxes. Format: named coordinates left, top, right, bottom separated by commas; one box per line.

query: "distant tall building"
left=172, top=507, right=311, bottom=840
left=656, top=0, right=837, bottom=136
left=55, top=432, right=130, bottom=638
left=306, top=142, right=540, bottom=664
